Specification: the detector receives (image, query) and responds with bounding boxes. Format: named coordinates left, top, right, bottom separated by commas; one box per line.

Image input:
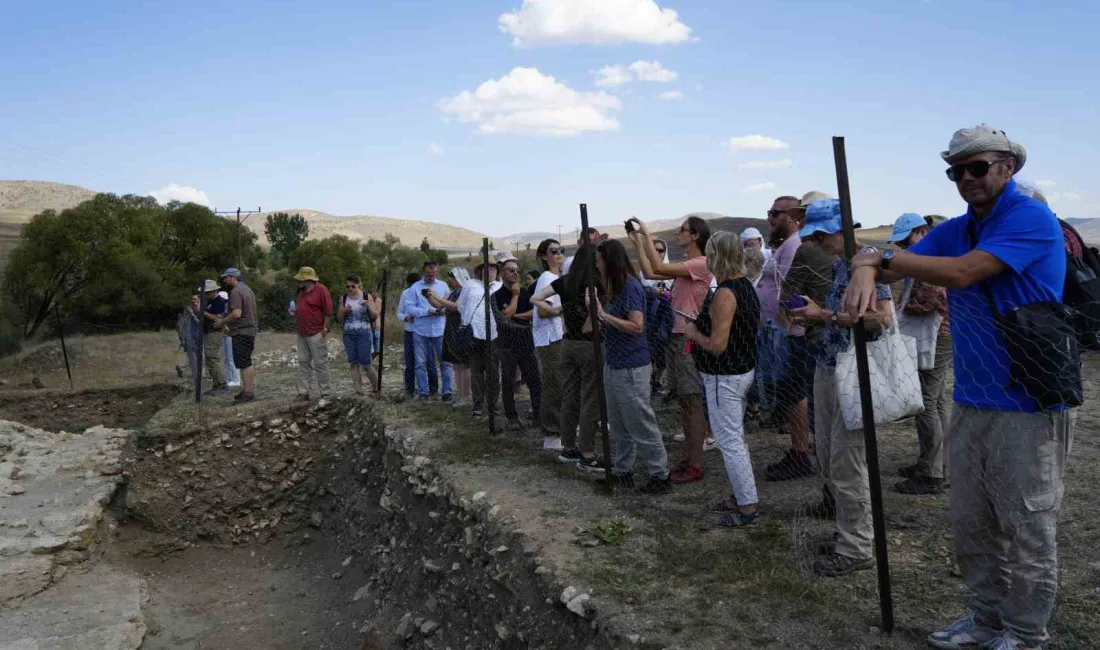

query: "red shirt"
left=295, top=283, right=334, bottom=336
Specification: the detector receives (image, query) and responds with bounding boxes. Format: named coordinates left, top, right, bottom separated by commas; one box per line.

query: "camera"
left=420, top=288, right=431, bottom=297
left=624, top=219, right=636, bottom=234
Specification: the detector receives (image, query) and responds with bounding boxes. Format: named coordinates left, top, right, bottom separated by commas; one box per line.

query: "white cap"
left=740, top=227, right=763, bottom=241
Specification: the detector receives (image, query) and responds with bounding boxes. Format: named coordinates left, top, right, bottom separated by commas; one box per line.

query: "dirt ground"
left=105, top=522, right=386, bottom=650
left=0, top=385, right=179, bottom=431
left=4, top=330, right=1098, bottom=649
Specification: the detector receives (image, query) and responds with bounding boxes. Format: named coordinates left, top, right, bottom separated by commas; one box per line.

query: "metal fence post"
left=195, top=278, right=207, bottom=403
left=832, top=136, right=894, bottom=633
left=376, top=270, right=390, bottom=395
left=579, top=205, right=614, bottom=491
left=483, top=238, right=496, bottom=435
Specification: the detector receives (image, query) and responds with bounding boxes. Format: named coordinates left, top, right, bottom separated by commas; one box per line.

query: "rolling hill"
left=256, top=209, right=487, bottom=251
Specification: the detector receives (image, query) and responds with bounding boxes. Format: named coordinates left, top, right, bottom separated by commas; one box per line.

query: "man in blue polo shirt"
left=402, top=261, right=452, bottom=401
left=844, top=125, right=1071, bottom=650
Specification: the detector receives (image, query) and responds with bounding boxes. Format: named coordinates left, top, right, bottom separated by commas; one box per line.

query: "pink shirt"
left=756, top=234, right=802, bottom=334
left=671, top=256, right=713, bottom=334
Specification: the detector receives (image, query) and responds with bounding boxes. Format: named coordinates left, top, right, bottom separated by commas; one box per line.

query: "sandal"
left=707, top=496, right=739, bottom=513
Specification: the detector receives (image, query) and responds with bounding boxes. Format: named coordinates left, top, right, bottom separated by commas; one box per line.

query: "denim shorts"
left=344, top=329, right=373, bottom=366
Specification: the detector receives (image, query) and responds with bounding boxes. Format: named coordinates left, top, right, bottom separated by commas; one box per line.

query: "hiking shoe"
left=765, top=449, right=818, bottom=481
left=714, top=510, right=759, bottom=529
left=812, top=551, right=873, bottom=577
left=577, top=456, right=605, bottom=473
left=670, top=464, right=704, bottom=485
left=927, top=612, right=1003, bottom=649
left=703, top=436, right=719, bottom=452
left=805, top=499, right=836, bottom=520
left=557, top=448, right=583, bottom=465
left=897, top=464, right=921, bottom=480
left=596, top=473, right=635, bottom=491
left=295, top=393, right=311, bottom=403
left=235, top=392, right=255, bottom=404
left=471, top=407, right=484, bottom=417
left=441, top=394, right=453, bottom=403
left=506, top=418, right=526, bottom=433
left=206, top=386, right=231, bottom=396
left=671, top=432, right=686, bottom=443
left=417, top=394, right=430, bottom=402
left=895, top=476, right=946, bottom=495
left=637, top=475, right=673, bottom=495
left=543, top=436, right=564, bottom=451
left=981, top=633, right=1040, bottom=650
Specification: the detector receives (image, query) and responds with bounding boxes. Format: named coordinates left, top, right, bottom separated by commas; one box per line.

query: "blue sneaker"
left=927, top=612, right=1002, bottom=649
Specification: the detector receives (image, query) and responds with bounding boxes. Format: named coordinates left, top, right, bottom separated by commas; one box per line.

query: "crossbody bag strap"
left=967, top=218, right=1000, bottom=317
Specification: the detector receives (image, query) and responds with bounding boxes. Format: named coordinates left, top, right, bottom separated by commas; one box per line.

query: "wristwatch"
left=880, top=249, right=895, bottom=271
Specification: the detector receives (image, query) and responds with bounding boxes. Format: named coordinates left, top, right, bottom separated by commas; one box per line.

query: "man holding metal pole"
left=844, top=125, right=1074, bottom=650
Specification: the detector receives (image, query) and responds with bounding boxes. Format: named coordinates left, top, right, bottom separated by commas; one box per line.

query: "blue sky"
left=1, top=0, right=1096, bottom=236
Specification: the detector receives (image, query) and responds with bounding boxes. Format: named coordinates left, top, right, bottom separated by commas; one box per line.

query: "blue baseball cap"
left=798, top=199, right=860, bottom=238
left=886, top=213, right=927, bottom=244
left=220, top=267, right=242, bottom=279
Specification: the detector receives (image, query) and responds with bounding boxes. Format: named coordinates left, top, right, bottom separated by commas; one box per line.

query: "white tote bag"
left=834, top=306, right=924, bottom=431
left=896, top=279, right=945, bottom=371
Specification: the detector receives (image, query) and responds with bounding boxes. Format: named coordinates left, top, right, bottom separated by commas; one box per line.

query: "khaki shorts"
left=667, top=334, right=704, bottom=396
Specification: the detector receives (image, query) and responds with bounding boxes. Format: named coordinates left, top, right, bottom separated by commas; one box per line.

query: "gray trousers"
left=607, top=364, right=668, bottom=479
left=296, top=333, right=332, bottom=396
left=950, top=406, right=1073, bottom=647
left=814, top=366, right=872, bottom=560
left=914, top=335, right=952, bottom=479
left=203, top=332, right=226, bottom=388
left=560, top=340, right=599, bottom=453
left=536, top=341, right=563, bottom=436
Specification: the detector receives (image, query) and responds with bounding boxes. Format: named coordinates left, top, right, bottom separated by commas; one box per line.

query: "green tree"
left=264, top=212, right=310, bottom=263
left=288, top=235, right=377, bottom=302
left=2, top=193, right=164, bottom=339
left=420, top=237, right=431, bottom=253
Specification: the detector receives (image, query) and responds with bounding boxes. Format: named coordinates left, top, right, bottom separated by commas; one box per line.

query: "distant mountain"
left=257, top=209, right=487, bottom=251
left=0, top=180, right=97, bottom=222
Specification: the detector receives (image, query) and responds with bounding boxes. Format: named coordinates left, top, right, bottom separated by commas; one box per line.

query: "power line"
left=214, top=207, right=262, bottom=267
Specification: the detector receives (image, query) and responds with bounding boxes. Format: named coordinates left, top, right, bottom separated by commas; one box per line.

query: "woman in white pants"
left=684, top=232, right=762, bottom=528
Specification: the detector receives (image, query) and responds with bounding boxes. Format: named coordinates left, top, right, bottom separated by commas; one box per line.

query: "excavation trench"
left=117, top=398, right=612, bottom=650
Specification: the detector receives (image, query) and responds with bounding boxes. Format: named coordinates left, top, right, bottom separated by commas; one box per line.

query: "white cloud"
left=726, top=135, right=790, bottom=151
left=743, top=182, right=778, bottom=193
left=628, top=60, right=678, bottom=82
left=1035, top=179, right=1057, bottom=190
left=499, top=0, right=693, bottom=46
left=594, top=60, right=678, bottom=88
left=438, top=67, right=621, bottom=137
left=150, top=184, right=211, bottom=206
left=593, top=65, right=632, bottom=88
left=739, top=158, right=792, bottom=170
left=659, top=90, right=683, bottom=100
left=428, top=142, right=444, bottom=156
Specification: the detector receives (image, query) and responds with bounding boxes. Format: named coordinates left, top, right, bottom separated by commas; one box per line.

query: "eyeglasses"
left=547, top=247, right=565, bottom=255
left=767, top=209, right=791, bottom=218
left=945, top=158, right=1010, bottom=182
left=654, top=248, right=666, bottom=255
left=679, top=226, right=694, bottom=234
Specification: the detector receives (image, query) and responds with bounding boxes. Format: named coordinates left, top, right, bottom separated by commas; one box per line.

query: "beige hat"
left=941, top=124, right=1026, bottom=174
left=199, top=279, right=219, bottom=293
left=795, top=191, right=834, bottom=209
left=293, top=266, right=320, bottom=282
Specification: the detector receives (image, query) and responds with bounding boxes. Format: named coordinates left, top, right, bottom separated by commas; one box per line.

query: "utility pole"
left=556, top=225, right=563, bottom=242
left=214, top=207, right=262, bottom=267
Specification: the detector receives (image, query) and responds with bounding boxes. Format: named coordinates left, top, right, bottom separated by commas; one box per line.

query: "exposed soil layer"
left=121, top=399, right=613, bottom=650
left=0, top=384, right=180, bottom=432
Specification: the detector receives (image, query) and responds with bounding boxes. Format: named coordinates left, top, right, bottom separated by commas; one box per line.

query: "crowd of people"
left=177, top=123, right=1084, bottom=650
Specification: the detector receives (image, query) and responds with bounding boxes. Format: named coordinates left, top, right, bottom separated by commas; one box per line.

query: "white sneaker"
left=703, top=436, right=718, bottom=452
left=227, top=381, right=241, bottom=387
left=982, top=634, right=1039, bottom=650
left=927, top=612, right=1002, bottom=649
left=672, top=432, right=686, bottom=443
left=543, top=436, right=563, bottom=451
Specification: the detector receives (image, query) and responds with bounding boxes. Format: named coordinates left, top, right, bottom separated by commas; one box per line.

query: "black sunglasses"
left=945, top=158, right=1010, bottom=182
left=766, top=209, right=792, bottom=218
left=546, top=247, right=565, bottom=255
left=679, top=226, right=694, bottom=234
left=654, top=247, right=666, bottom=254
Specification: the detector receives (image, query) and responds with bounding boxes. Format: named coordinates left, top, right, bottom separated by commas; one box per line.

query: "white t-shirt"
left=562, top=256, right=574, bottom=276
left=532, top=271, right=563, bottom=348
left=458, top=280, right=498, bottom=341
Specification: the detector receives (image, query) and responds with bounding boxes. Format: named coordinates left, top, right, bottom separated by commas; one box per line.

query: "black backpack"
left=1059, top=218, right=1100, bottom=351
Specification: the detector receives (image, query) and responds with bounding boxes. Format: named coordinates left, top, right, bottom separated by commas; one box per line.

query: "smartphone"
left=783, top=295, right=807, bottom=310
left=420, top=287, right=432, bottom=297
left=624, top=219, right=636, bottom=234
left=673, top=309, right=696, bottom=323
